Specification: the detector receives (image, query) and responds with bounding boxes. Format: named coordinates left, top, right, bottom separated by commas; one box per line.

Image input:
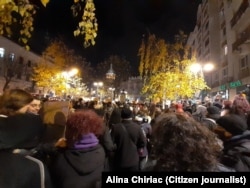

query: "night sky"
left=30, top=0, right=202, bottom=75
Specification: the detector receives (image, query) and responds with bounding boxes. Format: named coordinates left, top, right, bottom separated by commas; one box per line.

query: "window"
left=205, top=22, right=209, bottom=30
left=224, top=45, right=228, bottom=55
left=0, top=48, right=4, bottom=58
left=26, top=73, right=31, bottom=81
left=16, top=72, right=22, bottom=79
left=215, top=71, right=219, bottom=81
left=220, top=9, right=225, bottom=17
left=222, top=68, right=228, bottom=77
left=223, top=27, right=226, bottom=36
left=205, top=38, right=209, bottom=47
left=227, top=0, right=232, bottom=6
left=240, top=55, right=249, bottom=69
left=27, top=60, right=31, bottom=67
left=19, top=56, right=24, bottom=64
left=9, top=53, right=15, bottom=62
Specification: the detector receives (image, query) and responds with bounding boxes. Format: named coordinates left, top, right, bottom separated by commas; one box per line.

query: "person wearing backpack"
left=110, top=107, right=146, bottom=171
left=0, top=89, right=53, bottom=188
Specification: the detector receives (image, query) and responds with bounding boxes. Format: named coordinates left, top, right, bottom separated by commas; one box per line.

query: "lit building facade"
left=187, top=0, right=250, bottom=101
left=0, top=36, right=43, bottom=93
left=120, top=76, right=144, bottom=102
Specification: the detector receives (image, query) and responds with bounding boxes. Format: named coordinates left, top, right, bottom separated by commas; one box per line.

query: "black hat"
left=216, top=114, right=247, bottom=136
left=207, top=106, right=220, bottom=115
left=121, top=107, right=132, bottom=119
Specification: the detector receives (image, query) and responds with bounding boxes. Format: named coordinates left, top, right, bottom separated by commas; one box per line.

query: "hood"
left=0, top=113, right=44, bottom=150
left=64, top=145, right=105, bottom=175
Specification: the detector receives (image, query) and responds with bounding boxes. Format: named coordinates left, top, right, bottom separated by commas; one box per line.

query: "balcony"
left=238, top=68, right=250, bottom=79
left=232, top=24, right=250, bottom=51
left=230, top=0, right=249, bottom=28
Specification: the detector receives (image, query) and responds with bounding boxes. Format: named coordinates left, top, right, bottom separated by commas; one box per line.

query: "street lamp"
left=93, top=82, right=103, bottom=100
left=62, top=68, right=79, bottom=78
left=190, top=63, right=214, bottom=75
left=190, top=63, right=214, bottom=102
left=61, top=68, right=79, bottom=98
left=68, top=68, right=79, bottom=77
left=190, top=63, right=214, bottom=85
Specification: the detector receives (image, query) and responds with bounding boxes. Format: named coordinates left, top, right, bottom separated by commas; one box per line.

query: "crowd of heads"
left=0, top=88, right=250, bottom=188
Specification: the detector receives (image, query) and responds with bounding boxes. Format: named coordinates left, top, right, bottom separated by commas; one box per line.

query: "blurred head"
left=65, top=110, right=104, bottom=147
left=206, top=106, right=221, bottom=120
left=0, top=89, right=33, bottom=116
left=223, top=100, right=232, bottom=109
left=108, top=107, right=121, bottom=128
left=216, top=114, right=248, bottom=136
left=121, top=107, right=133, bottom=119
left=27, top=97, right=41, bottom=115
left=151, top=112, right=221, bottom=171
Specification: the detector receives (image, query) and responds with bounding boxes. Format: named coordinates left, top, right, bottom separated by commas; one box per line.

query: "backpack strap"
left=25, top=156, right=45, bottom=188
left=203, top=118, right=216, bottom=124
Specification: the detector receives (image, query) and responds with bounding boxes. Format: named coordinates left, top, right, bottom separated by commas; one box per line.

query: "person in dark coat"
left=216, top=114, right=250, bottom=171
left=49, top=110, right=105, bottom=188
left=110, top=107, right=146, bottom=171
left=0, top=89, right=53, bottom=188
left=93, top=105, right=117, bottom=171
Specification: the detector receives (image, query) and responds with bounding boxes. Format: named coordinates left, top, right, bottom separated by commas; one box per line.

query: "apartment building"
left=187, top=0, right=250, bottom=101
left=0, top=36, right=43, bottom=93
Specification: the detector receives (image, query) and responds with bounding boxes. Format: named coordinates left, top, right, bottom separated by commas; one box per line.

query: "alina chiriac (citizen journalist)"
left=105, top=176, right=246, bottom=185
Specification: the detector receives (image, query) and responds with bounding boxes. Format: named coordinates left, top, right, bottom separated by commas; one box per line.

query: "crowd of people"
left=0, top=89, right=250, bottom=188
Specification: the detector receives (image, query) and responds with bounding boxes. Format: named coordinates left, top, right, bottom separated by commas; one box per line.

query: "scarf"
left=73, top=133, right=99, bottom=150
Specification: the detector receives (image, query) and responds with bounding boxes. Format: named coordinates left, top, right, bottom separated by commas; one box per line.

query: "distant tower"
left=106, top=63, right=116, bottom=100
left=106, top=63, right=116, bottom=80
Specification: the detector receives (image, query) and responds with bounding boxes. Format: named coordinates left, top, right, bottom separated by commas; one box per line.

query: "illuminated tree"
left=0, top=0, right=97, bottom=49
left=32, top=60, right=66, bottom=96
left=138, top=31, right=208, bottom=101
left=0, top=0, right=36, bottom=50
left=32, top=39, right=90, bottom=96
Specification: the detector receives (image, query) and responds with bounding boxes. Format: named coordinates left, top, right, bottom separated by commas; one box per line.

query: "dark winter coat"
left=221, top=130, right=250, bottom=171
left=0, top=113, right=53, bottom=188
left=49, top=144, right=105, bottom=188
left=111, top=119, right=146, bottom=170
